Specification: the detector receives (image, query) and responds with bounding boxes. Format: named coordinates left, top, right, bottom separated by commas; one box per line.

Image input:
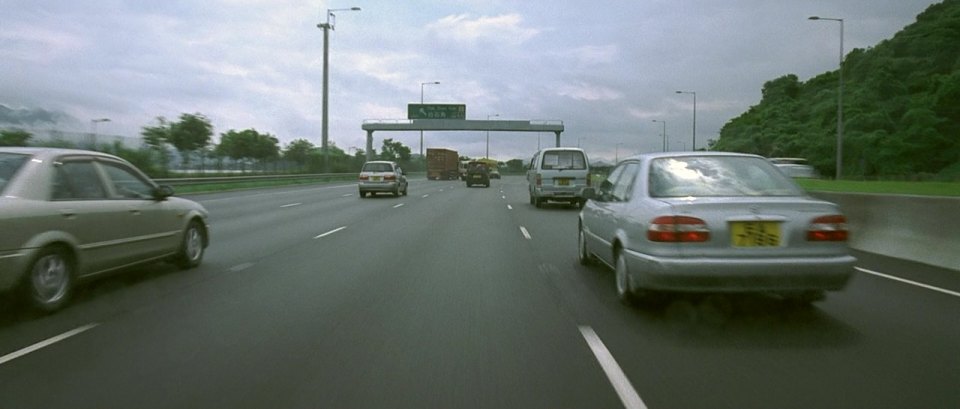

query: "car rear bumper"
left=623, top=248, right=857, bottom=292
left=359, top=182, right=400, bottom=192
left=534, top=186, right=586, bottom=199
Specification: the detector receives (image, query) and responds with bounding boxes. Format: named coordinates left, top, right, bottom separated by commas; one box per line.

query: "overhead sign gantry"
left=360, top=118, right=565, bottom=161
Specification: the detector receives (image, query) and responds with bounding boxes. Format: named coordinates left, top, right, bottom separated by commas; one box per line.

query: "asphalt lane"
left=0, top=176, right=957, bottom=408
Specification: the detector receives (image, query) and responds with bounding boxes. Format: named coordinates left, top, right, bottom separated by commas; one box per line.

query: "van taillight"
left=807, top=215, right=848, bottom=241
left=536, top=174, right=542, bottom=186
left=647, top=216, right=710, bottom=242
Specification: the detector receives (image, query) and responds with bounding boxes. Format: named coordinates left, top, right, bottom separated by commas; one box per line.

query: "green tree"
left=284, top=139, right=316, bottom=170
left=216, top=129, right=280, bottom=172
left=168, top=113, right=213, bottom=168
left=379, top=138, right=411, bottom=163
left=140, top=117, right=172, bottom=174
left=0, top=129, right=32, bottom=146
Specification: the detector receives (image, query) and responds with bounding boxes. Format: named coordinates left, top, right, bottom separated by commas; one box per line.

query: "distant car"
left=358, top=160, right=408, bottom=197
left=769, top=157, right=819, bottom=179
left=0, top=147, right=210, bottom=312
left=527, top=147, right=590, bottom=208
left=465, top=161, right=490, bottom=187
left=578, top=152, right=856, bottom=306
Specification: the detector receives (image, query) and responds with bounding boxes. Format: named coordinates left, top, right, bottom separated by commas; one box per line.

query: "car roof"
left=619, top=151, right=766, bottom=162
left=0, top=147, right=124, bottom=161
left=363, top=160, right=396, bottom=165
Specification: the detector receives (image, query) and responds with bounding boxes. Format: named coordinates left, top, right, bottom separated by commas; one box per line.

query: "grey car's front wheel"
left=174, top=220, right=205, bottom=269
left=24, top=246, right=74, bottom=313
left=578, top=227, right=592, bottom=266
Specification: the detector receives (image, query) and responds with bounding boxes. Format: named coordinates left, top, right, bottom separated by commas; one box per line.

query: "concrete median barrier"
left=813, top=192, right=959, bottom=272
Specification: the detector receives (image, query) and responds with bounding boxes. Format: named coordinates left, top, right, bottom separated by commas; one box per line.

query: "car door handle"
left=59, top=209, right=76, bottom=219
left=128, top=208, right=142, bottom=215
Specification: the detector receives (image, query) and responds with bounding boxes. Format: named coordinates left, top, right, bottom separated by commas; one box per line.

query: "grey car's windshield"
left=0, top=152, right=30, bottom=193
left=650, top=156, right=803, bottom=197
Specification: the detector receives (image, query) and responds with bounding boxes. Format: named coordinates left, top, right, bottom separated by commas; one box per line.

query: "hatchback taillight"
left=807, top=215, right=848, bottom=241
left=647, top=216, right=710, bottom=242
left=359, top=175, right=369, bottom=181
left=384, top=174, right=396, bottom=181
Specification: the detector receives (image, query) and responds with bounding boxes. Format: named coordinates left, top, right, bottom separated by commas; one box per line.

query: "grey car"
left=358, top=160, right=408, bottom=197
left=578, top=152, right=856, bottom=306
left=0, top=148, right=210, bottom=312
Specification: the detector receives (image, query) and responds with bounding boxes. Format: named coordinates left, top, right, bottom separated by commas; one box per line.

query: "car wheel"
left=534, top=197, right=544, bottom=208
left=615, top=250, right=637, bottom=306
left=402, top=184, right=408, bottom=196
left=174, top=220, right=205, bottom=269
left=485, top=182, right=490, bottom=188
left=24, top=246, right=74, bottom=312
left=578, top=226, right=592, bottom=266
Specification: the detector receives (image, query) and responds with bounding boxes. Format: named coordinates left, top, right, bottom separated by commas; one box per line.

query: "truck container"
left=427, top=148, right=460, bottom=180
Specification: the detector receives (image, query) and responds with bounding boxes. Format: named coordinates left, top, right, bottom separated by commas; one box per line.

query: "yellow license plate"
left=372, top=176, right=382, bottom=182
left=556, top=179, right=570, bottom=186
left=730, top=221, right=781, bottom=247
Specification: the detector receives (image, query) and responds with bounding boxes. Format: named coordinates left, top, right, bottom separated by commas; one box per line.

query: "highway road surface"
left=1, top=176, right=958, bottom=409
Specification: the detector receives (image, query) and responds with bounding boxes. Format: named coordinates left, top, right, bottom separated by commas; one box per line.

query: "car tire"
left=485, top=182, right=490, bottom=188
left=534, top=197, right=543, bottom=208
left=615, top=250, right=637, bottom=306
left=578, top=226, right=592, bottom=266
left=174, top=220, right=205, bottom=270
left=23, top=246, right=74, bottom=313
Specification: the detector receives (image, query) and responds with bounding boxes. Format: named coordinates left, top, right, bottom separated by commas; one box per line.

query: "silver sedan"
left=578, top=152, right=856, bottom=306
left=0, top=147, right=210, bottom=312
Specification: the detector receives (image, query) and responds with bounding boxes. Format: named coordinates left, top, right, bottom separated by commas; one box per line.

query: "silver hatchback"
left=0, top=148, right=210, bottom=312
left=578, top=152, right=855, bottom=306
left=358, top=160, right=408, bottom=197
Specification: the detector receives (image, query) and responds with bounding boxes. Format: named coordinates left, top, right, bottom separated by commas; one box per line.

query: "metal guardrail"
left=154, top=173, right=355, bottom=186
left=154, top=171, right=428, bottom=187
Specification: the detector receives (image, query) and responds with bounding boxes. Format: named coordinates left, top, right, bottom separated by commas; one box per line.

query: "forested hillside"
left=713, top=0, right=960, bottom=179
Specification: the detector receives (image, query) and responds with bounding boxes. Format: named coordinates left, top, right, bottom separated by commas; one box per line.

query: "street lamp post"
left=419, top=81, right=440, bottom=158
left=652, top=119, right=666, bottom=152
left=809, top=16, right=844, bottom=180
left=486, top=113, right=499, bottom=159
left=675, top=90, right=696, bottom=151
left=90, top=118, right=110, bottom=148
left=318, top=6, right=361, bottom=168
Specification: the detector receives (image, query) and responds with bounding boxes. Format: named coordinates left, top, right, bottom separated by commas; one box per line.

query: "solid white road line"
left=856, top=267, right=960, bottom=298
left=393, top=203, right=405, bottom=208
left=280, top=203, right=302, bottom=208
left=579, top=326, right=648, bottom=409
left=314, top=226, right=347, bottom=239
left=0, top=323, right=100, bottom=366
left=519, top=226, right=532, bottom=240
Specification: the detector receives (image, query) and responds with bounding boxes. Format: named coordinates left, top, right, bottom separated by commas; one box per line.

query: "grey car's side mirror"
left=153, top=185, right=175, bottom=200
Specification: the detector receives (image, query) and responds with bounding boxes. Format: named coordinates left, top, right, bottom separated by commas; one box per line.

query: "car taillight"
left=807, top=215, right=848, bottom=241
left=359, top=175, right=369, bottom=181
left=647, top=216, right=710, bottom=242
left=384, top=174, right=396, bottom=181
left=536, top=174, right=542, bottom=186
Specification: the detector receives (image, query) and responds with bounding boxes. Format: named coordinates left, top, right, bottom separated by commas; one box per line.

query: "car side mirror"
left=153, top=185, right=174, bottom=201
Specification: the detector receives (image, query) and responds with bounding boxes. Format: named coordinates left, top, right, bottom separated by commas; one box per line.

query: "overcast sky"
left=1, top=0, right=941, bottom=162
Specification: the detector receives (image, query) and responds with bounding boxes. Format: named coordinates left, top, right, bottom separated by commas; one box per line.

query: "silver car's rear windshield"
left=542, top=151, right=586, bottom=170
left=362, top=163, right=393, bottom=172
left=650, top=156, right=803, bottom=197
left=0, top=152, right=31, bottom=194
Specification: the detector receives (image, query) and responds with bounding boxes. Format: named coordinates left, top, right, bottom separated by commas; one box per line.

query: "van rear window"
left=541, top=151, right=586, bottom=170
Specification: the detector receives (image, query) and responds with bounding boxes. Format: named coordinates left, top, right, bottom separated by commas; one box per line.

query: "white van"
left=526, top=147, right=590, bottom=208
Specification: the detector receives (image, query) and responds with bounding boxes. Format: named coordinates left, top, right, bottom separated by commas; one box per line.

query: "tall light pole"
left=809, top=16, right=844, bottom=179
left=419, top=81, right=440, bottom=158
left=318, top=6, right=361, bottom=168
left=90, top=118, right=110, bottom=148
left=652, top=119, right=666, bottom=152
left=675, top=90, right=696, bottom=151
left=486, top=113, right=499, bottom=158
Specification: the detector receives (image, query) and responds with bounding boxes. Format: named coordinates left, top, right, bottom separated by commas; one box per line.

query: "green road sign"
left=408, top=104, right=466, bottom=120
